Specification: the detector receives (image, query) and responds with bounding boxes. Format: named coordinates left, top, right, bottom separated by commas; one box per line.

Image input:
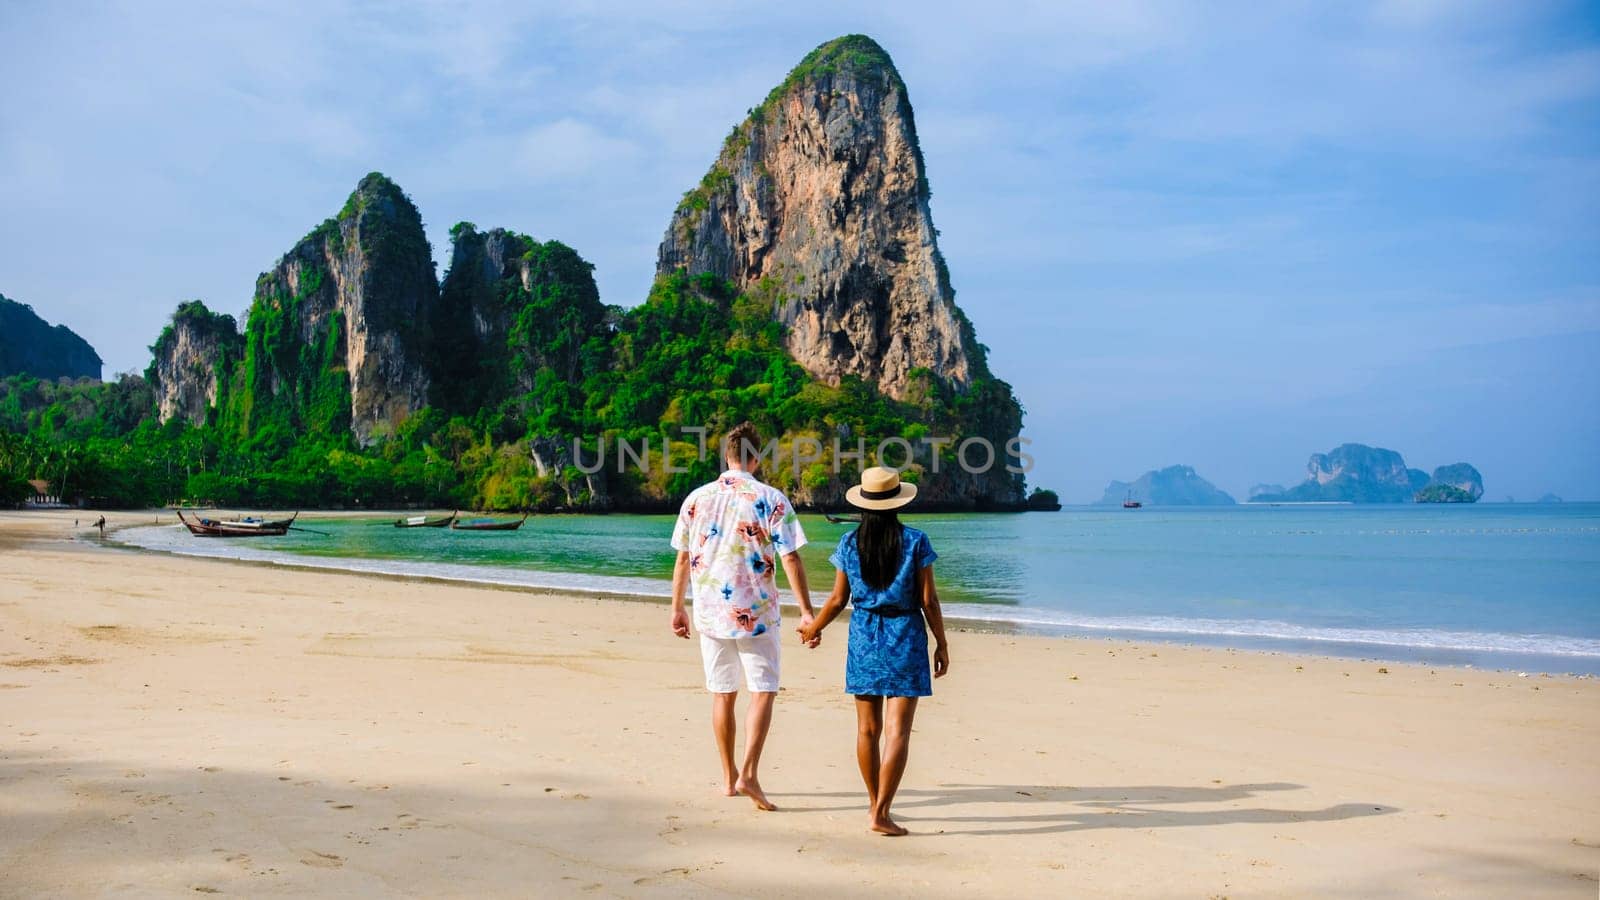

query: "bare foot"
left=734, top=775, right=777, bottom=811
left=720, top=779, right=738, bottom=798
left=869, top=813, right=908, bottom=836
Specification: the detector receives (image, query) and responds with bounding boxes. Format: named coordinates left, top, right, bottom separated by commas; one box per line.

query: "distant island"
left=1251, top=444, right=1483, bottom=503
left=1097, top=465, right=1235, bottom=506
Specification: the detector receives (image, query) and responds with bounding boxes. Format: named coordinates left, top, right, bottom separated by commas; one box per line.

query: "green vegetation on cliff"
left=2, top=253, right=1020, bottom=510
left=1414, top=484, right=1477, bottom=503
left=2, top=242, right=1020, bottom=510
left=759, top=34, right=904, bottom=112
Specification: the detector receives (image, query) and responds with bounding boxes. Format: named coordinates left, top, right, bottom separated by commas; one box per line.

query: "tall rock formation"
left=0, top=294, right=102, bottom=380
left=434, top=224, right=608, bottom=416
left=650, top=34, right=1025, bottom=508
left=147, top=300, right=243, bottom=426
left=1415, top=462, right=1484, bottom=503
left=1255, top=443, right=1433, bottom=503
left=227, top=173, right=438, bottom=445
left=655, top=35, right=983, bottom=401
left=1424, top=463, right=1484, bottom=500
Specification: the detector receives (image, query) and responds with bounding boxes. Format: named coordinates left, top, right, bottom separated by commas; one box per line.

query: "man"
left=669, top=422, right=814, bottom=811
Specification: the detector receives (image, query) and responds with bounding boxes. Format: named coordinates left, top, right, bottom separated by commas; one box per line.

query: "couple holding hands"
left=669, top=423, right=950, bottom=836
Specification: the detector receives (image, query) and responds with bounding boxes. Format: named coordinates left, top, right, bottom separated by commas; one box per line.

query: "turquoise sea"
left=115, top=503, right=1600, bottom=674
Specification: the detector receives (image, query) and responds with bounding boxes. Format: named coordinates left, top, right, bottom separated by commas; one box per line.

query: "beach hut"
left=26, top=479, right=63, bottom=507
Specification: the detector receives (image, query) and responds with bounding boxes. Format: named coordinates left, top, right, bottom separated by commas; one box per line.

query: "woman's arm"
left=798, top=570, right=849, bottom=646
left=919, top=564, right=949, bottom=677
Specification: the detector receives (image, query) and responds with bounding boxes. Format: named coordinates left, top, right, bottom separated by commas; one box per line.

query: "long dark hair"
left=855, top=509, right=903, bottom=591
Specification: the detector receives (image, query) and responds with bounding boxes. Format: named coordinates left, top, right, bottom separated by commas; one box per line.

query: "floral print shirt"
left=670, top=470, right=808, bottom=638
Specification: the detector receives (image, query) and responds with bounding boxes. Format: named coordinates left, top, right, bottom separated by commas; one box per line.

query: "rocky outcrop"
left=1421, top=463, right=1484, bottom=501
left=1248, top=483, right=1286, bottom=501
left=236, top=173, right=438, bottom=445
left=655, top=35, right=981, bottom=401
left=1256, top=443, right=1434, bottom=503
left=648, top=34, right=1026, bottom=510
left=148, top=300, right=242, bottom=426
left=527, top=436, right=610, bottom=510
left=0, top=294, right=101, bottom=381
left=1098, top=465, right=1236, bottom=506
left=434, top=224, right=608, bottom=412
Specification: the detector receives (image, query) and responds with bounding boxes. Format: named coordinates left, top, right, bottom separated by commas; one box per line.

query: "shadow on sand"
left=774, top=781, right=1396, bottom=836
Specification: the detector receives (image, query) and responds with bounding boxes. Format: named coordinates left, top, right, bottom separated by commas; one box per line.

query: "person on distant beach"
left=669, top=422, right=815, bottom=810
left=95, top=515, right=105, bottom=538
left=798, top=466, right=949, bottom=836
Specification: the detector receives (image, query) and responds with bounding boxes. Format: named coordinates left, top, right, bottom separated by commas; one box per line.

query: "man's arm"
left=778, top=551, right=818, bottom=646
left=670, top=550, right=691, bottom=638
left=779, top=550, right=813, bottom=616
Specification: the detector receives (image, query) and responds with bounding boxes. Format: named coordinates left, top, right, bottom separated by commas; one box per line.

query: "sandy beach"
left=1, top=510, right=1596, bottom=897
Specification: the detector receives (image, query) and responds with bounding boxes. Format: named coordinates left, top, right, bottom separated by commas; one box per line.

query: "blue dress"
left=829, top=526, right=939, bottom=697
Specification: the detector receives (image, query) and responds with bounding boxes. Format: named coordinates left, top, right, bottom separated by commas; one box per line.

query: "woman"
left=798, top=466, right=949, bottom=836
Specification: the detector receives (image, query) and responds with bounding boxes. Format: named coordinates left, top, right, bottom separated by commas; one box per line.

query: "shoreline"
left=79, top=509, right=1600, bottom=678
left=1, top=508, right=1597, bottom=895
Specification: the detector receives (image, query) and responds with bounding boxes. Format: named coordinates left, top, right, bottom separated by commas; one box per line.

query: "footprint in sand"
left=658, top=815, right=686, bottom=846
left=634, top=868, right=692, bottom=886
left=300, top=850, right=343, bottom=869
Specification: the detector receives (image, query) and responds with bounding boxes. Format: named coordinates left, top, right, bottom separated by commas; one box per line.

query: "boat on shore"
left=395, top=510, right=457, bottom=529
left=175, top=508, right=298, bottom=537
left=450, top=512, right=529, bottom=532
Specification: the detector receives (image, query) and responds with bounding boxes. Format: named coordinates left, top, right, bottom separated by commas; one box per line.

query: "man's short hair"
left=723, top=422, right=764, bottom=467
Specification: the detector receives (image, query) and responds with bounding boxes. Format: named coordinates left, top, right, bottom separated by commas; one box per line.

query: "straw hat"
left=845, top=466, right=918, bottom=511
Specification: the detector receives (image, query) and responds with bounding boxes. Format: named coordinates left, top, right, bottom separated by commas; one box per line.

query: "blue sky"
left=2, top=1, right=1596, bottom=501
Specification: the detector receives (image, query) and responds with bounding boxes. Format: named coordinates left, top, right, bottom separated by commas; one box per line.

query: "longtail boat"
left=450, top=512, right=529, bottom=532
left=395, top=510, right=457, bottom=529
left=175, top=508, right=297, bottom=537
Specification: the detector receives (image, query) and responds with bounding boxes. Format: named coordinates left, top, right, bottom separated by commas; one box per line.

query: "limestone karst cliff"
left=147, top=300, right=242, bottom=426
left=93, top=36, right=1030, bottom=510
left=1415, top=463, right=1484, bottom=503
left=433, top=224, right=610, bottom=416
left=651, top=35, right=1025, bottom=508
left=226, top=173, right=438, bottom=446
left=1253, top=444, right=1484, bottom=504
left=656, top=35, right=988, bottom=401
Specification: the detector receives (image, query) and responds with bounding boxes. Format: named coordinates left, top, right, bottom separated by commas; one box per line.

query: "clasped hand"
left=797, top=612, right=821, bottom=648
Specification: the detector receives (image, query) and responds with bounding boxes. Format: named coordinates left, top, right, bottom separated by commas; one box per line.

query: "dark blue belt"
left=853, top=601, right=917, bottom=618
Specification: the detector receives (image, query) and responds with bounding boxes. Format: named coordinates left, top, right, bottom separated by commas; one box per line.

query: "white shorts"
left=700, top=630, right=781, bottom=693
